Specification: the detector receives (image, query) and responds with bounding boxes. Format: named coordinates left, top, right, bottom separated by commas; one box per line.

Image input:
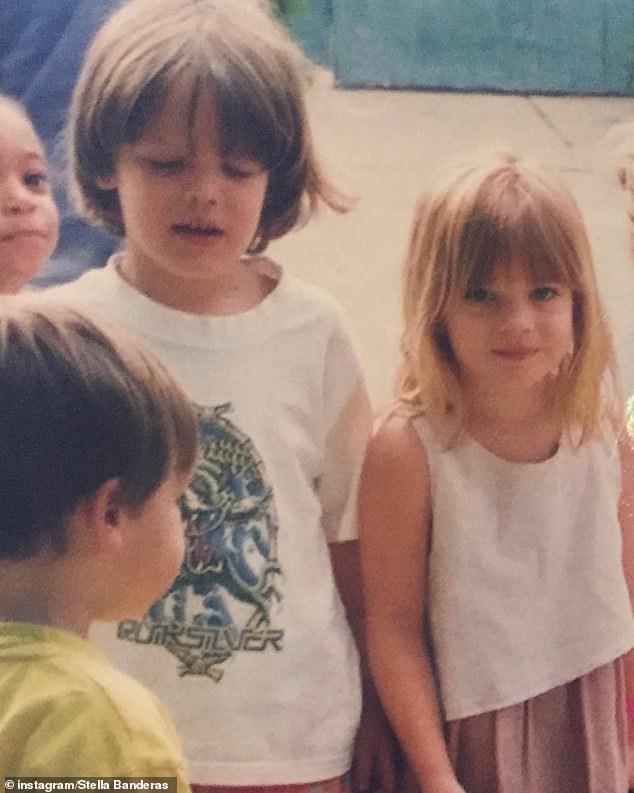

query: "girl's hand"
left=428, top=777, right=467, bottom=793
left=400, top=771, right=466, bottom=793
left=351, top=688, right=397, bottom=793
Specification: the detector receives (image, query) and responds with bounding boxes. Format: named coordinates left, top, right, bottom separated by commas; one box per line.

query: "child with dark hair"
left=0, top=295, right=197, bottom=779
left=53, top=0, right=393, bottom=790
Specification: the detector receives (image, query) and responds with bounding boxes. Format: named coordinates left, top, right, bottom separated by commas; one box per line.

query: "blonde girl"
left=360, top=151, right=634, bottom=793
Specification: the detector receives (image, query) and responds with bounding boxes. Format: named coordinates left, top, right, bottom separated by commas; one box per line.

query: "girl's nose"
left=499, top=299, right=535, bottom=333
left=1, top=180, right=36, bottom=216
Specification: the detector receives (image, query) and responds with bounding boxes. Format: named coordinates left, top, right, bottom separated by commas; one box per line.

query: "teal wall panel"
left=294, top=0, right=634, bottom=94
left=286, top=0, right=333, bottom=65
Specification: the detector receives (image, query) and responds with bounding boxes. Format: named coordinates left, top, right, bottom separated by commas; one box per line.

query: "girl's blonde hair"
left=69, top=0, right=347, bottom=252
left=398, top=151, right=618, bottom=444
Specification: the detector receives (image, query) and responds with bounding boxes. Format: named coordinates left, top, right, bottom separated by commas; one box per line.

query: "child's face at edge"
left=98, top=87, right=269, bottom=289
left=0, top=104, right=58, bottom=292
left=443, top=259, right=574, bottom=397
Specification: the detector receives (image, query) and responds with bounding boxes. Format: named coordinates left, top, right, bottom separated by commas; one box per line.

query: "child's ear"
left=95, top=172, right=118, bottom=190
left=68, top=478, right=126, bottom=554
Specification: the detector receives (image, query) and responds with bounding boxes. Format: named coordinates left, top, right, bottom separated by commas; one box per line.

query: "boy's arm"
left=330, top=538, right=397, bottom=793
left=618, top=435, right=634, bottom=788
left=359, top=417, right=464, bottom=793
left=319, top=368, right=397, bottom=793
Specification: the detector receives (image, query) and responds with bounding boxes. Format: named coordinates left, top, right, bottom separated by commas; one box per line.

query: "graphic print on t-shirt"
left=116, top=403, right=284, bottom=680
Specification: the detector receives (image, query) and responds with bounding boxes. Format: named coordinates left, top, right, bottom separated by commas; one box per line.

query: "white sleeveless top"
left=413, top=417, right=634, bottom=721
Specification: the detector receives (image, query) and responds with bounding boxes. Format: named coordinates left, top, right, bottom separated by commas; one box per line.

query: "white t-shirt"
left=414, top=416, right=634, bottom=721
left=51, top=257, right=371, bottom=784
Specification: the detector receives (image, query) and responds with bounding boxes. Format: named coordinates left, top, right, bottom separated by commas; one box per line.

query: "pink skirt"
left=444, top=658, right=628, bottom=793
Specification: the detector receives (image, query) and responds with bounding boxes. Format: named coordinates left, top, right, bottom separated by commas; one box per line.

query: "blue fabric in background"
left=0, top=0, right=119, bottom=286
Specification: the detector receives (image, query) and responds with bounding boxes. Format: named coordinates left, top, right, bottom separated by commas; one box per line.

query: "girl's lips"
left=492, top=348, right=539, bottom=361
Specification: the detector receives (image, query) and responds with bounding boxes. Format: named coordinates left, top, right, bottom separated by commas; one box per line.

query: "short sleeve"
left=317, top=315, right=373, bottom=543
left=9, top=688, right=190, bottom=788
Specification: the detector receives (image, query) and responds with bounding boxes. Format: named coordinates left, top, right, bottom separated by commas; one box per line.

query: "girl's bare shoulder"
left=366, top=409, right=429, bottom=483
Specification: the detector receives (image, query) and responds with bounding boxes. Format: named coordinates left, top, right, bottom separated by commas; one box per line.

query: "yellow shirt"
left=0, top=622, right=190, bottom=787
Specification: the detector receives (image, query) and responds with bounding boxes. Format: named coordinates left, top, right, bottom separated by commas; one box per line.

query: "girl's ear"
left=67, top=478, right=126, bottom=554
left=95, top=172, right=118, bottom=190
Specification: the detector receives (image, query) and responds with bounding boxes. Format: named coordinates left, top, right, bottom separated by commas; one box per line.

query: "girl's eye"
left=149, top=160, right=185, bottom=175
left=465, top=287, right=494, bottom=303
left=531, top=286, right=558, bottom=301
left=24, top=171, right=49, bottom=190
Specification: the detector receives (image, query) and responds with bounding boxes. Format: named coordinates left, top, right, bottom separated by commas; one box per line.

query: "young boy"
left=0, top=295, right=197, bottom=781
left=52, top=0, right=395, bottom=790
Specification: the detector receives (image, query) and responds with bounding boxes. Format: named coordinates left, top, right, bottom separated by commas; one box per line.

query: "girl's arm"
left=618, top=435, right=634, bottom=787
left=359, top=415, right=464, bottom=793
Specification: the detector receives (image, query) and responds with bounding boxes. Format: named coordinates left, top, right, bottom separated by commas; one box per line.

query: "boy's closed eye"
left=145, top=156, right=262, bottom=181
left=147, top=159, right=185, bottom=175
left=221, top=158, right=263, bottom=180
left=222, top=163, right=251, bottom=180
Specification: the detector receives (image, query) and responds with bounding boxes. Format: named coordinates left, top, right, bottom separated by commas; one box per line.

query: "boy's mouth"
left=172, top=223, right=224, bottom=237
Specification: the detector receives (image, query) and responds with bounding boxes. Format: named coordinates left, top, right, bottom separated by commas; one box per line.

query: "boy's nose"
left=186, top=171, right=221, bottom=205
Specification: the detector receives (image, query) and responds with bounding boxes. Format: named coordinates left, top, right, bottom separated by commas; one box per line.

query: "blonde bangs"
left=397, top=151, right=620, bottom=445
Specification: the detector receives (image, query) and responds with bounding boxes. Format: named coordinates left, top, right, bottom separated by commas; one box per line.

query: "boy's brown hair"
left=0, top=296, right=197, bottom=560
left=69, top=0, right=347, bottom=253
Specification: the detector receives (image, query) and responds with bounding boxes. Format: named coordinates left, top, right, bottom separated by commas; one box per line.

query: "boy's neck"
left=116, top=252, right=275, bottom=315
left=0, top=556, right=91, bottom=637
